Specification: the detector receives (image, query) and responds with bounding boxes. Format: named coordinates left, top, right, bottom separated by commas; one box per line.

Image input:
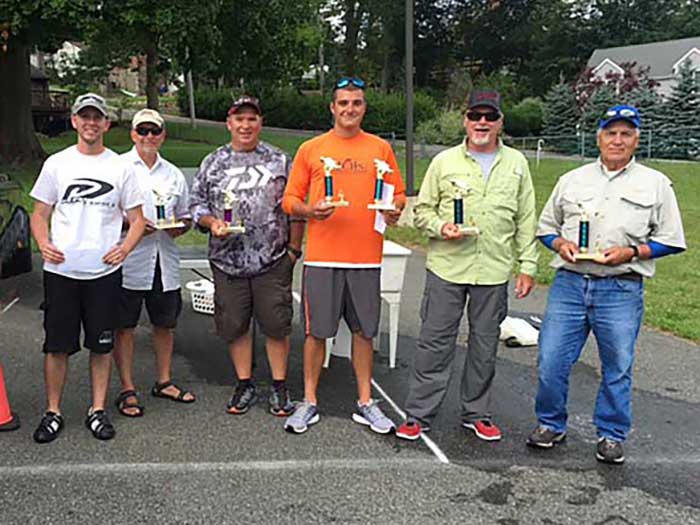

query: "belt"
left=561, top=269, right=642, bottom=282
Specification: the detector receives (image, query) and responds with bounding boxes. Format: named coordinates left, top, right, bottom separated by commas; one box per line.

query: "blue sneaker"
left=284, top=401, right=320, bottom=434
left=352, top=400, right=395, bottom=434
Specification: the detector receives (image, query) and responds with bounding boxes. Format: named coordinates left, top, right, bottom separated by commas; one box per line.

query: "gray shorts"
left=212, top=255, right=294, bottom=342
left=301, top=266, right=380, bottom=339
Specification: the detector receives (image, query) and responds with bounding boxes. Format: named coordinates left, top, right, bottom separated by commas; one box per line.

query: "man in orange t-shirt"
left=282, top=77, right=406, bottom=435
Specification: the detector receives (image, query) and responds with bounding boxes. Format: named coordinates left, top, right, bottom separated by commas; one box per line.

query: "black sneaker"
left=596, top=438, right=625, bottom=464
left=33, top=412, right=64, bottom=444
left=268, top=384, right=294, bottom=417
left=226, top=381, right=257, bottom=415
left=526, top=425, right=567, bottom=449
left=85, top=408, right=116, bottom=440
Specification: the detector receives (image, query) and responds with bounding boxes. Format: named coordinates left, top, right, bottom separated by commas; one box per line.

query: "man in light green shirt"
left=396, top=90, right=537, bottom=443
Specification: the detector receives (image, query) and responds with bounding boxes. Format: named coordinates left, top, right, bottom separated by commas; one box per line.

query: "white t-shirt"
left=30, top=146, right=144, bottom=280
left=120, top=148, right=190, bottom=291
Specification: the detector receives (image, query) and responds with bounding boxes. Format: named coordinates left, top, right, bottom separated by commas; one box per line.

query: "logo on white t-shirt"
left=62, top=178, right=115, bottom=202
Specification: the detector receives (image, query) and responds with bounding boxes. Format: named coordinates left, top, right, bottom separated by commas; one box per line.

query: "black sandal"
left=114, top=390, right=144, bottom=418
left=151, top=380, right=196, bottom=403
left=85, top=408, right=115, bottom=440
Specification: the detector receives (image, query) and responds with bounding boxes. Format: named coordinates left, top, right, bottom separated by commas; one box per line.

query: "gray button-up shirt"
left=120, top=148, right=191, bottom=291
left=537, top=158, right=686, bottom=278
left=189, top=141, right=292, bottom=278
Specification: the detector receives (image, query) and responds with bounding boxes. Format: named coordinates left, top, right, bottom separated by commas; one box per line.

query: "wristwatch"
left=629, top=245, right=640, bottom=261
left=287, top=245, right=302, bottom=259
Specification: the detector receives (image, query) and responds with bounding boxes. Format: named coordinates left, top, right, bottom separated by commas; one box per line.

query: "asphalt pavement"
left=0, top=251, right=698, bottom=524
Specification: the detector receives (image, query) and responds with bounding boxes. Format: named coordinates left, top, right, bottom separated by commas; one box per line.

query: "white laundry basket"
left=185, top=279, right=215, bottom=315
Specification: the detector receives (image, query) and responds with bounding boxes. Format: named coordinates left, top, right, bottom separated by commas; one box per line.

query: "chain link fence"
left=508, top=126, right=700, bottom=162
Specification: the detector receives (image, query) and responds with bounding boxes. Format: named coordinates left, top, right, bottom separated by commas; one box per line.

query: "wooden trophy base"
left=155, top=220, right=186, bottom=230
left=222, top=223, right=246, bottom=234
left=368, top=202, right=396, bottom=211
left=325, top=199, right=350, bottom=208
left=575, top=252, right=605, bottom=263
left=458, top=226, right=480, bottom=236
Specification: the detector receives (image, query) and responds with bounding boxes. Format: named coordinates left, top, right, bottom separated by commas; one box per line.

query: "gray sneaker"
left=284, top=401, right=320, bottom=434
left=596, top=438, right=625, bottom=464
left=526, top=425, right=567, bottom=449
left=352, top=400, right=396, bottom=434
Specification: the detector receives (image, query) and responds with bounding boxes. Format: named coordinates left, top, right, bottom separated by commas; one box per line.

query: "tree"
left=657, top=60, right=700, bottom=159
left=0, top=0, right=96, bottom=163
left=541, top=80, right=579, bottom=154
left=624, top=86, right=662, bottom=157
left=87, top=0, right=221, bottom=110
left=213, top=0, right=324, bottom=91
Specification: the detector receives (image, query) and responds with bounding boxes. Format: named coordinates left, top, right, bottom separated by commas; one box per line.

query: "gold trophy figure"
left=320, top=156, right=349, bottom=207
left=574, top=204, right=604, bottom=262
left=367, top=159, right=396, bottom=211
left=221, top=190, right=246, bottom=234
left=152, top=188, right=185, bottom=229
left=450, top=179, right=479, bottom=236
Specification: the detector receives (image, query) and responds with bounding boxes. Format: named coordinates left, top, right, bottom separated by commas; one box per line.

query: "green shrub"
left=504, top=97, right=544, bottom=137
left=416, top=110, right=464, bottom=145
left=178, top=86, right=439, bottom=134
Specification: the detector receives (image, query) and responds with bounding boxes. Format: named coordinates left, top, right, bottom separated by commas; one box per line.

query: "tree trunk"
left=145, top=34, right=159, bottom=111
left=342, top=0, right=363, bottom=75
left=0, top=35, right=46, bottom=164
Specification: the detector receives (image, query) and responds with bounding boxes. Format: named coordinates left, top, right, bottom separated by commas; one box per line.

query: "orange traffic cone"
left=0, top=359, right=20, bottom=431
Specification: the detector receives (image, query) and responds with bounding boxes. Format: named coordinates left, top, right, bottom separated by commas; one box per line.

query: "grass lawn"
left=1, top=130, right=697, bottom=341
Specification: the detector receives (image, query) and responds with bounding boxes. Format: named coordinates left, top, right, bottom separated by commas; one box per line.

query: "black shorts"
left=212, top=255, right=294, bottom=342
left=117, top=261, right=182, bottom=329
left=42, top=269, right=122, bottom=355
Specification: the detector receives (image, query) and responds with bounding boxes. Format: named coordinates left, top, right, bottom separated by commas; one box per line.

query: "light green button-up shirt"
left=414, top=140, right=538, bottom=285
left=537, top=158, right=686, bottom=278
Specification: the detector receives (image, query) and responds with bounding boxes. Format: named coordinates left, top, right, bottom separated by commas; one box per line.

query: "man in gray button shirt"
left=526, top=105, right=686, bottom=464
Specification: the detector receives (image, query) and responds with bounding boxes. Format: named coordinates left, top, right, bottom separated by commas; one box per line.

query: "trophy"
left=367, top=159, right=396, bottom=211
left=221, top=190, right=245, bottom=234
left=152, top=188, right=185, bottom=229
left=450, top=179, right=479, bottom=236
left=320, top=156, right=349, bottom=207
left=574, top=204, right=603, bottom=262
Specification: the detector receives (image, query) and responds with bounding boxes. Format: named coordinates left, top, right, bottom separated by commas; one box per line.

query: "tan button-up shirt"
left=537, top=157, right=686, bottom=278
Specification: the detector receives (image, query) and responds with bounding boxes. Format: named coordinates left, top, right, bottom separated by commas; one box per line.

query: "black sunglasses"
left=135, top=127, right=164, bottom=136
left=334, top=77, right=366, bottom=90
left=466, top=110, right=501, bottom=122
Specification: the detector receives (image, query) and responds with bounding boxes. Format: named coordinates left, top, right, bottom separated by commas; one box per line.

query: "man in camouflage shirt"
left=190, top=96, right=305, bottom=417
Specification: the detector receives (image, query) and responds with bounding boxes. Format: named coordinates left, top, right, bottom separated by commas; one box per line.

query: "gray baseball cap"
left=71, top=93, right=109, bottom=116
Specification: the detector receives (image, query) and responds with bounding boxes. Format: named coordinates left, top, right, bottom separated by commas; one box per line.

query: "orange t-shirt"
left=282, top=130, right=406, bottom=266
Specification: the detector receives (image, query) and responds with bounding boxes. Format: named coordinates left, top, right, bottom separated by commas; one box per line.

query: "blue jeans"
left=535, top=269, right=644, bottom=442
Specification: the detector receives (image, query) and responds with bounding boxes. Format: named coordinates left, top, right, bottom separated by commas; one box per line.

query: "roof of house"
left=587, top=36, right=700, bottom=78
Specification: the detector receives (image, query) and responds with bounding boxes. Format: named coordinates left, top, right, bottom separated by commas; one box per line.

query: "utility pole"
left=405, top=0, right=414, bottom=195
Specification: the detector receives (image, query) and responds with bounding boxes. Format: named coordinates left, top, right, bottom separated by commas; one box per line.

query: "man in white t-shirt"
left=113, top=109, right=195, bottom=418
left=29, top=93, right=146, bottom=443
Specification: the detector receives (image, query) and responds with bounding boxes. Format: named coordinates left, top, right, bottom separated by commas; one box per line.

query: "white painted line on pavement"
left=0, top=457, right=442, bottom=477
left=371, top=378, right=450, bottom=465
left=1, top=296, right=19, bottom=314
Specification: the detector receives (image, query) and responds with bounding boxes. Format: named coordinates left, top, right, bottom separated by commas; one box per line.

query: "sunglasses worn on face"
left=135, top=127, right=163, bottom=136
left=466, top=110, right=500, bottom=122
left=335, top=77, right=366, bottom=90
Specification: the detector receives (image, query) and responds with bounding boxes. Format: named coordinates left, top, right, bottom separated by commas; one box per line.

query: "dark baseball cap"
left=467, top=90, right=502, bottom=112
left=228, top=96, right=262, bottom=116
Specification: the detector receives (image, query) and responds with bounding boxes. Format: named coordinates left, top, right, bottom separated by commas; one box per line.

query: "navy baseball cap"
left=599, top=105, right=641, bottom=129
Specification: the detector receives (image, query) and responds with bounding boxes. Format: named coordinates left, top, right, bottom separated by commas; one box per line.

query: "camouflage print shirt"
left=189, top=141, right=292, bottom=277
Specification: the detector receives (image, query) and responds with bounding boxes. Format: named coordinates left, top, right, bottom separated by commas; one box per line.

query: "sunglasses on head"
left=604, top=107, right=638, bottom=119
left=334, top=77, right=366, bottom=90
left=466, top=110, right=501, bottom=122
left=135, top=126, right=163, bottom=136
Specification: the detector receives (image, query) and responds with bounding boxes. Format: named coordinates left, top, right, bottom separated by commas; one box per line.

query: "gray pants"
left=405, top=270, right=508, bottom=425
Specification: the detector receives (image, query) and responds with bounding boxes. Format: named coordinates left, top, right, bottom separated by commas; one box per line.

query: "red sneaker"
left=462, top=419, right=502, bottom=441
left=396, top=420, right=424, bottom=441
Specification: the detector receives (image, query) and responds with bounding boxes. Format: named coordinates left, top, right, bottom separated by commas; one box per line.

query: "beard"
left=470, top=134, right=492, bottom=146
